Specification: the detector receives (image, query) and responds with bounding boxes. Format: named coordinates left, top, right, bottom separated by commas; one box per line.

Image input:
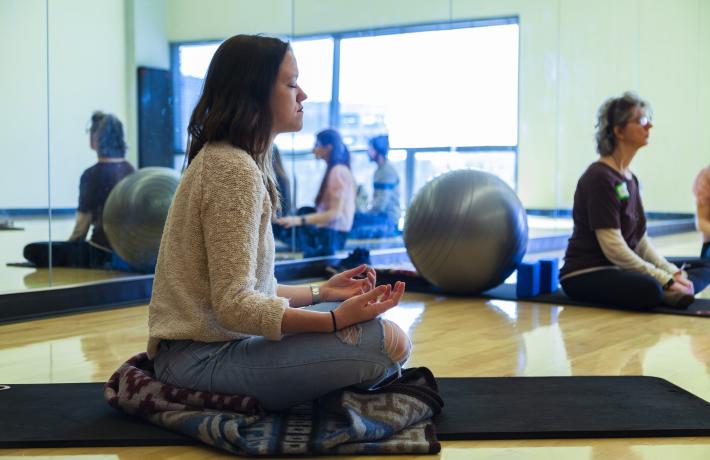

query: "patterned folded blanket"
left=104, top=352, right=442, bottom=455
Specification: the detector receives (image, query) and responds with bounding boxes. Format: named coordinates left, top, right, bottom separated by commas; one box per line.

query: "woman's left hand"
left=320, top=264, right=376, bottom=301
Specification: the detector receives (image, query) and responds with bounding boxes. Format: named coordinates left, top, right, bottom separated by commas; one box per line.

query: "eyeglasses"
left=635, top=115, right=652, bottom=127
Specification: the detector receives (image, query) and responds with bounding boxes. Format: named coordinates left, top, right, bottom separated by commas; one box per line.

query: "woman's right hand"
left=275, top=215, right=299, bottom=228
left=669, top=280, right=694, bottom=296
left=332, top=281, right=405, bottom=330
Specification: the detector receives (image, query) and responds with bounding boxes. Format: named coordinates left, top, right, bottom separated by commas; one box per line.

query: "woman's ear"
left=613, top=125, right=624, bottom=140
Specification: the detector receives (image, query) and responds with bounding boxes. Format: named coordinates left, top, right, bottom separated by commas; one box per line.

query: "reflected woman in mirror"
left=23, top=111, right=135, bottom=268
left=350, top=134, right=401, bottom=239
left=148, top=35, right=408, bottom=411
left=275, top=128, right=357, bottom=257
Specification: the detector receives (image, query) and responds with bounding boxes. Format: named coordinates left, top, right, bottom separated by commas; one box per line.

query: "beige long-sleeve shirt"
left=561, top=229, right=678, bottom=285
left=147, top=142, right=288, bottom=358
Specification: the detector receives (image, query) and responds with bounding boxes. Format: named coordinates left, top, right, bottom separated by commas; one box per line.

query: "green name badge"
left=615, top=182, right=630, bottom=200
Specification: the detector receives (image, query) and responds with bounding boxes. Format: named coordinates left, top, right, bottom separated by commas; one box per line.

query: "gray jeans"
left=153, top=302, right=400, bottom=411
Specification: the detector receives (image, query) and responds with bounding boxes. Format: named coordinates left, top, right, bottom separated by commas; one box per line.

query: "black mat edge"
left=2, top=376, right=709, bottom=448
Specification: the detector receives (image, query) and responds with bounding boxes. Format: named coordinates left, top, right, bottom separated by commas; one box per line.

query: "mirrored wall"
left=1, top=0, right=708, bottom=297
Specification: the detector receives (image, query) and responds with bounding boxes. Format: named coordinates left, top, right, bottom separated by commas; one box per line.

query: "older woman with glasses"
left=559, top=92, right=710, bottom=310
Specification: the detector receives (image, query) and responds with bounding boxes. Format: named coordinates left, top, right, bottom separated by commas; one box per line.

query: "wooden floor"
left=0, top=216, right=132, bottom=293
left=1, top=232, right=709, bottom=459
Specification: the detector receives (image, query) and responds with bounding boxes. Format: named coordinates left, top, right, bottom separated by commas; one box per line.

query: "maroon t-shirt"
left=78, top=161, right=135, bottom=249
left=560, top=162, right=646, bottom=277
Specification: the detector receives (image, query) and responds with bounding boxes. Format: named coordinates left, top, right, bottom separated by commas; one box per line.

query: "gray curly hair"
left=595, top=92, right=649, bottom=156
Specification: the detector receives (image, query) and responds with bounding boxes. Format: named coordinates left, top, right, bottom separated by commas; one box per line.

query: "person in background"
left=148, top=35, right=409, bottom=411
left=23, top=111, right=135, bottom=268
left=350, top=134, right=401, bottom=239
left=559, top=92, right=710, bottom=309
left=366, top=135, right=401, bottom=228
left=275, top=128, right=357, bottom=257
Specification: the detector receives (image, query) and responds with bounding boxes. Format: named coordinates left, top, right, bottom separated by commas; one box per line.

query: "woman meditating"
left=560, top=92, right=710, bottom=310
left=147, top=35, right=410, bottom=411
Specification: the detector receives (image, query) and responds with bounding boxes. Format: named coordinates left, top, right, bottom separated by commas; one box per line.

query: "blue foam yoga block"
left=516, top=261, right=540, bottom=298
left=539, top=258, right=560, bottom=294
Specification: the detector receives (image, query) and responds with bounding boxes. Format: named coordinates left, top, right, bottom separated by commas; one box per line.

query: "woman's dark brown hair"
left=314, top=129, right=351, bottom=207
left=186, top=34, right=289, bottom=208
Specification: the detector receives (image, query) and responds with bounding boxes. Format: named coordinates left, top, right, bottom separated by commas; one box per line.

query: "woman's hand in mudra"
left=670, top=277, right=694, bottom=295
left=320, top=264, right=377, bottom=302
left=332, top=281, right=405, bottom=330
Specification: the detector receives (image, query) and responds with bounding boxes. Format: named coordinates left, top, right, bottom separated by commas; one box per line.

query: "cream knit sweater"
left=147, top=142, right=288, bottom=358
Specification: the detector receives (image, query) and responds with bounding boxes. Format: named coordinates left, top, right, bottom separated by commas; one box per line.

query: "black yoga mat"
left=1, top=376, right=709, bottom=448
left=375, top=268, right=710, bottom=317
left=6, top=261, right=35, bottom=268
left=484, top=283, right=710, bottom=317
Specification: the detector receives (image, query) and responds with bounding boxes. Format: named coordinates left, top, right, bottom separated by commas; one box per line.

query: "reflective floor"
left=0, top=216, right=131, bottom=293
left=0, top=232, right=709, bottom=459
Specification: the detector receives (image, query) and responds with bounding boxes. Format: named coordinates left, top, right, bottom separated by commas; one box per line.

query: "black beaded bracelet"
left=330, top=310, right=337, bottom=332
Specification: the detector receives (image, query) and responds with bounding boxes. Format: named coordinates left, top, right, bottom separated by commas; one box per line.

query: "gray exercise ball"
left=404, top=169, right=528, bottom=294
left=103, top=167, right=180, bottom=271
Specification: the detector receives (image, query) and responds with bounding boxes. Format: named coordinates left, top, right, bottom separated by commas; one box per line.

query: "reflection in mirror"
left=45, top=0, right=144, bottom=290
left=0, top=1, right=520, bottom=296
left=282, top=20, right=518, bottom=269
left=0, top=0, right=50, bottom=293
left=1, top=0, right=180, bottom=294
left=172, top=18, right=519, bottom=268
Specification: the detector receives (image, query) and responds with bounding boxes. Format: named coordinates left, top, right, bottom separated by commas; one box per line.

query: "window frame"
left=170, top=15, right=520, bottom=205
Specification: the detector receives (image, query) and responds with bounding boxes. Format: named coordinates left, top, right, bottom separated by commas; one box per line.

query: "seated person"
left=23, top=111, right=135, bottom=268
left=559, top=92, right=710, bottom=309
left=692, top=166, right=710, bottom=257
left=351, top=135, right=401, bottom=239
left=275, top=129, right=356, bottom=257
left=149, top=35, right=409, bottom=412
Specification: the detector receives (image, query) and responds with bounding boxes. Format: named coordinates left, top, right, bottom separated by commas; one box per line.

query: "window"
left=171, top=19, right=519, bottom=256
left=339, top=24, right=518, bottom=149
left=173, top=42, right=220, bottom=154
left=275, top=38, right=334, bottom=153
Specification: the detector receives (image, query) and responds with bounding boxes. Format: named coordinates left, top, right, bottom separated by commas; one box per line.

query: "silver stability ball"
left=103, top=167, right=180, bottom=271
left=404, top=169, right=528, bottom=294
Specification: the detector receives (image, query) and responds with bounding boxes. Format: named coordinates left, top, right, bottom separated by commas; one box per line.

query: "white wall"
left=0, top=0, right=48, bottom=209
left=0, top=0, right=128, bottom=210
left=166, top=0, right=292, bottom=40
left=0, top=0, right=169, bottom=210
left=47, top=0, right=128, bottom=209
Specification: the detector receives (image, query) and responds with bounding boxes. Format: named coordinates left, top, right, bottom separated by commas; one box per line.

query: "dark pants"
left=349, top=212, right=399, bottom=239
left=701, top=242, right=710, bottom=258
left=273, top=206, right=348, bottom=257
left=23, top=240, right=112, bottom=269
left=294, top=226, right=348, bottom=257
left=561, top=258, right=710, bottom=310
